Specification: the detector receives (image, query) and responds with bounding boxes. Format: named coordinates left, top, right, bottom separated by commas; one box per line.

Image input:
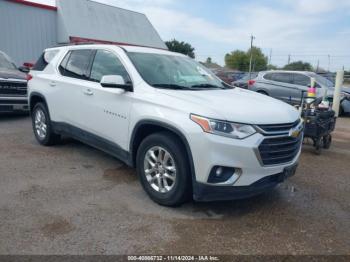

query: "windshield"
left=128, top=52, right=228, bottom=90
left=0, top=53, right=16, bottom=70
left=310, top=74, right=334, bottom=88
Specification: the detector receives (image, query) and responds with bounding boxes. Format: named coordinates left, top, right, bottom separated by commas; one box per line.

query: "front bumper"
left=193, top=164, right=297, bottom=201
left=0, top=97, right=29, bottom=113
left=188, top=129, right=301, bottom=201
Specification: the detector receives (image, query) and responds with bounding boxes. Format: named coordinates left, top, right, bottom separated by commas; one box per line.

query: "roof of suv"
left=260, top=70, right=314, bottom=75
left=46, top=44, right=181, bottom=57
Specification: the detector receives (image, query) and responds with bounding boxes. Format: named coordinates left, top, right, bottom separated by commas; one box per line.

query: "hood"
left=157, top=88, right=300, bottom=125
left=0, top=68, right=26, bottom=80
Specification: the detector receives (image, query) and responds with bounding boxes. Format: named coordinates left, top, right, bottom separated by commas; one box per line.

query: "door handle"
left=83, top=89, right=94, bottom=96
left=49, top=81, right=56, bottom=87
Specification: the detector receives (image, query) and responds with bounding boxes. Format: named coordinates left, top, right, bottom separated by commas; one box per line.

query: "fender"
left=29, top=92, right=47, bottom=112
left=129, top=119, right=196, bottom=182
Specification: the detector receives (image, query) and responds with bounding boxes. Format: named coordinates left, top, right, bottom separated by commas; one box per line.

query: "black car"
left=0, top=51, right=28, bottom=113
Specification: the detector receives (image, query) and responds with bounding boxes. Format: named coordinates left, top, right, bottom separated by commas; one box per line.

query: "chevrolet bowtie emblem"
left=289, top=124, right=303, bottom=138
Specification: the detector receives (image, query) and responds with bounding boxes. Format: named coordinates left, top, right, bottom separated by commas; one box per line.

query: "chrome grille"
left=258, top=134, right=302, bottom=166
left=257, top=119, right=301, bottom=136
left=0, top=81, right=27, bottom=96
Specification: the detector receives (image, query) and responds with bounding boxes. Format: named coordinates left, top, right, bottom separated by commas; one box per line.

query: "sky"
left=26, top=0, right=350, bottom=71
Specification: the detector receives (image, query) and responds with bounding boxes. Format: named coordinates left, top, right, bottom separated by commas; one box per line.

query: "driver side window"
left=90, top=50, right=130, bottom=83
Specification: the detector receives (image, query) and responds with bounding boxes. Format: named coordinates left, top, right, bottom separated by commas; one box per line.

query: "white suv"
left=28, top=44, right=303, bottom=206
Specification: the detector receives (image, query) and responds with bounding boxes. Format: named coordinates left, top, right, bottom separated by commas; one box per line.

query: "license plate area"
left=283, top=164, right=298, bottom=179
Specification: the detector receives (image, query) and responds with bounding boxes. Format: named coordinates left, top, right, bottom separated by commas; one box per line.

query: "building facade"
left=0, top=0, right=166, bottom=66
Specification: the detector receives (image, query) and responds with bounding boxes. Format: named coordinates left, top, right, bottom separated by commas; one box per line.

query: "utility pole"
left=316, top=60, right=319, bottom=73
left=268, top=49, right=272, bottom=65
left=249, top=35, right=255, bottom=79
left=328, top=55, right=331, bottom=72
left=287, top=54, right=291, bottom=65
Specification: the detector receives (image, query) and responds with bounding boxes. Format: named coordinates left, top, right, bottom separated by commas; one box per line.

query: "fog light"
left=216, top=167, right=223, bottom=176
left=208, top=166, right=236, bottom=184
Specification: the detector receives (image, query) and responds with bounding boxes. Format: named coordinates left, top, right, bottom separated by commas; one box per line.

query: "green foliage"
left=225, top=47, right=268, bottom=71
left=165, top=39, right=195, bottom=58
left=206, top=57, right=212, bottom=64
left=283, top=61, right=313, bottom=71
left=267, top=64, right=278, bottom=70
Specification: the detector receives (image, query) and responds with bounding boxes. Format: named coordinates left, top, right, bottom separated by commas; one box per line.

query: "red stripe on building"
left=69, top=36, right=168, bottom=50
left=8, top=0, right=57, bottom=11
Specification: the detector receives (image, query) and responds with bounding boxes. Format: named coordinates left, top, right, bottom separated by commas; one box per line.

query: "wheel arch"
left=29, top=92, right=47, bottom=112
left=129, top=120, right=195, bottom=182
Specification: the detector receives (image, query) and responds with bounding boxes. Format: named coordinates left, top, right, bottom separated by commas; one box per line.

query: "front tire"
left=136, top=132, right=191, bottom=206
left=31, top=103, right=61, bottom=146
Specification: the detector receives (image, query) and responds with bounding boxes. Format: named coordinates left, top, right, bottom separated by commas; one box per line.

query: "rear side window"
left=33, top=50, right=59, bottom=71
left=90, top=50, right=130, bottom=83
left=263, top=73, right=274, bottom=80
left=293, top=74, right=310, bottom=86
left=59, top=49, right=94, bottom=79
left=272, top=73, right=293, bottom=84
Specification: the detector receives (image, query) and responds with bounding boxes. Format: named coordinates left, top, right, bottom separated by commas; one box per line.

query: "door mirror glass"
left=100, top=75, right=132, bottom=91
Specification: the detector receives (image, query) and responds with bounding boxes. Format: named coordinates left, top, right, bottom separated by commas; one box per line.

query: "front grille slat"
left=258, top=119, right=301, bottom=134
left=0, top=81, right=27, bottom=96
left=258, top=135, right=302, bottom=165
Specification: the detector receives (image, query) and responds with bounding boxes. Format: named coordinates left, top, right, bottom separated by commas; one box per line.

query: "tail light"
left=248, top=80, right=256, bottom=86
left=23, top=62, right=34, bottom=68
left=26, top=74, right=33, bottom=81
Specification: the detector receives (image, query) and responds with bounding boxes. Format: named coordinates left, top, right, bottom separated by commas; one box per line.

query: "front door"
left=79, top=49, right=133, bottom=151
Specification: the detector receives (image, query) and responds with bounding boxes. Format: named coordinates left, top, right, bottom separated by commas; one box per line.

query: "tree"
left=283, top=61, right=313, bottom=71
left=225, top=47, right=268, bottom=71
left=267, top=64, right=278, bottom=70
left=225, top=50, right=249, bottom=71
left=206, top=57, right=212, bottom=64
left=248, top=47, right=268, bottom=71
left=165, top=39, right=195, bottom=58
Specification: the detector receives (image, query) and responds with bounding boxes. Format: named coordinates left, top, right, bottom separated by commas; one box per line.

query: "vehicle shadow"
left=0, top=113, right=29, bottom=122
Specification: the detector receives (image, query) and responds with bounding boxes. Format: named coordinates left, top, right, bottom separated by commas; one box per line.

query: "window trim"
left=56, top=48, right=134, bottom=87
left=88, top=49, right=132, bottom=84
left=292, top=73, right=311, bottom=86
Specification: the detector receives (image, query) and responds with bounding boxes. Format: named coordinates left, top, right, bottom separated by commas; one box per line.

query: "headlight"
left=190, top=114, right=256, bottom=139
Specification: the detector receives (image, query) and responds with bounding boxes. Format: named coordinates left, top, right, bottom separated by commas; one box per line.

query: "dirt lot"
left=0, top=115, right=349, bottom=255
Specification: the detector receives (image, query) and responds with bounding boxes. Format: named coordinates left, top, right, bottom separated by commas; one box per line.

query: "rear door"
left=51, top=49, right=95, bottom=127
left=263, top=72, right=294, bottom=103
left=290, top=73, right=310, bottom=105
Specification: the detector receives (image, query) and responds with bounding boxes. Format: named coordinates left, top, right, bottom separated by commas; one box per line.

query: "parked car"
left=215, top=71, right=244, bottom=84
left=0, top=51, right=28, bottom=113
left=249, top=71, right=350, bottom=115
left=232, top=72, right=259, bottom=89
left=28, top=45, right=303, bottom=206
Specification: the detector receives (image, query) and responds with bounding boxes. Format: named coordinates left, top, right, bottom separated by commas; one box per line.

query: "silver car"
left=249, top=71, right=350, bottom=115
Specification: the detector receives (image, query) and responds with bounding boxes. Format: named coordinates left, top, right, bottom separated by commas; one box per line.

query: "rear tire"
left=136, top=132, right=192, bottom=206
left=31, top=102, right=61, bottom=146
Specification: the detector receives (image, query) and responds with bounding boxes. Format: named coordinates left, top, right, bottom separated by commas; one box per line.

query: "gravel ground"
left=0, top=115, right=349, bottom=255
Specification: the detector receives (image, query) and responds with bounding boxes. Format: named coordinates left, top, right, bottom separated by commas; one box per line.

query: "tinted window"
left=293, top=74, right=310, bottom=86
left=0, top=52, right=16, bottom=70
left=60, top=50, right=93, bottom=79
left=272, top=73, right=293, bottom=84
left=59, top=52, right=70, bottom=75
left=264, top=73, right=274, bottom=80
left=90, top=50, right=130, bottom=83
left=33, top=53, right=48, bottom=71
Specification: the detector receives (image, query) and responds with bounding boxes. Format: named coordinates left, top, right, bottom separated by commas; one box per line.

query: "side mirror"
left=18, top=66, right=30, bottom=73
left=100, top=75, right=133, bottom=92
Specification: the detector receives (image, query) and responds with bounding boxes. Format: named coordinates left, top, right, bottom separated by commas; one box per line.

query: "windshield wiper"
left=191, top=84, right=228, bottom=89
left=152, top=84, right=193, bottom=90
